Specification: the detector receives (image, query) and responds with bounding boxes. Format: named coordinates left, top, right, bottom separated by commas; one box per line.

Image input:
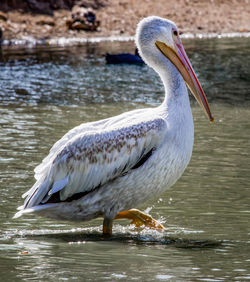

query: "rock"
left=70, top=21, right=88, bottom=30
left=0, top=0, right=75, bottom=15
left=239, top=28, right=248, bottom=33
left=36, top=16, right=55, bottom=26
left=0, top=11, right=8, bottom=21
left=66, top=6, right=100, bottom=31
left=15, top=88, right=30, bottom=96
left=76, top=0, right=106, bottom=10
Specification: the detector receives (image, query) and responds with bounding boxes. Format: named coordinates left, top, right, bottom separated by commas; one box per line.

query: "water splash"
left=3, top=225, right=221, bottom=249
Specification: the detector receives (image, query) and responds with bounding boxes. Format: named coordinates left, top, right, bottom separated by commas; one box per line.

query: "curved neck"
left=139, top=44, right=192, bottom=119
left=157, top=62, right=190, bottom=113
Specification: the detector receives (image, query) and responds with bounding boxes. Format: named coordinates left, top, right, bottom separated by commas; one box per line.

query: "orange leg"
left=103, top=217, right=113, bottom=236
left=114, top=209, right=165, bottom=230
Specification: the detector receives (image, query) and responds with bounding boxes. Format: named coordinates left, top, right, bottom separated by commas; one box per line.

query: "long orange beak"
left=155, top=40, right=214, bottom=122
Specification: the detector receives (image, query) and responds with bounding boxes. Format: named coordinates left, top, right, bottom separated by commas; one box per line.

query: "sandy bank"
left=0, top=0, right=249, bottom=43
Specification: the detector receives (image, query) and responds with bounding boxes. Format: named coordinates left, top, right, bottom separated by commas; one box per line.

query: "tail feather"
left=20, top=170, right=69, bottom=211
left=13, top=203, right=58, bottom=219
left=22, top=180, right=41, bottom=199
left=23, top=176, right=52, bottom=209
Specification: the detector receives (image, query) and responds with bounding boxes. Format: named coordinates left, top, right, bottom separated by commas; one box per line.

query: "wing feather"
left=48, top=176, right=69, bottom=195
left=24, top=117, right=166, bottom=208
left=33, top=108, right=149, bottom=181
left=33, top=117, right=112, bottom=180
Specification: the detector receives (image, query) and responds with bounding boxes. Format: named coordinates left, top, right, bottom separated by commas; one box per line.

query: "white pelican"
left=14, top=16, right=213, bottom=235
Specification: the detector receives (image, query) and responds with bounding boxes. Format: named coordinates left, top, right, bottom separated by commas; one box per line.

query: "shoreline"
left=1, top=32, right=250, bottom=47
left=0, top=0, right=249, bottom=47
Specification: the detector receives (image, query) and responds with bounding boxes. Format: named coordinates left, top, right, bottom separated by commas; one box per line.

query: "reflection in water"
left=0, top=38, right=250, bottom=281
left=0, top=37, right=249, bottom=106
left=10, top=227, right=222, bottom=248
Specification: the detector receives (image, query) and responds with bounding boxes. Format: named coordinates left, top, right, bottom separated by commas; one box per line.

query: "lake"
left=0, top=37, right=250, bottom=281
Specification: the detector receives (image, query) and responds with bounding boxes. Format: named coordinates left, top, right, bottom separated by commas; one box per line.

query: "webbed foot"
left=115, top=209, right=165, bottom=230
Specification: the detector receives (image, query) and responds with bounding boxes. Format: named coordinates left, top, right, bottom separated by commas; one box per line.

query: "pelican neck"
left=159, top=63, right=189, bottom=108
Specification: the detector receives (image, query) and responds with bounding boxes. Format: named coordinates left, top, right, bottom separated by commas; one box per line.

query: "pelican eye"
left=173, top=30, right=178, bottom=36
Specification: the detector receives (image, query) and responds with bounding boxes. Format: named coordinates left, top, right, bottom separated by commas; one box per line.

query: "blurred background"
left=0, top=0, right=249, bottom=41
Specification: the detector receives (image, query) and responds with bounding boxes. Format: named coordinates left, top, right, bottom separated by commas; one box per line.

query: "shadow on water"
left=15, top=228, right=221, bottom=249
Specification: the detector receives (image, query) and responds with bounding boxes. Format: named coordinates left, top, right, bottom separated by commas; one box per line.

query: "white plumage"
left=14, top=16, right=213, bottom=235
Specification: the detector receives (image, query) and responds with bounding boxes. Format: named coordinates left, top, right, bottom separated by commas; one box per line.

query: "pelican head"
left=136, top=16, right=213, bottom=122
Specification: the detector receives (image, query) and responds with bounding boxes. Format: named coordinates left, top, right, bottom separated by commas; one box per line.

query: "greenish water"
left=0, top=38, right=250, bottom=281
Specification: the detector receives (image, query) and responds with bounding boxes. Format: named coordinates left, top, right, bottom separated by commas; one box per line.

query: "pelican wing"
left=33, top=117, right=111, bottom=181
left=33, top=109, right=147, bottom=181
left=23, top=118, right=166, bottom=209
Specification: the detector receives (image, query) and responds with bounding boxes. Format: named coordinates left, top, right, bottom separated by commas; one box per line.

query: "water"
left=0, top=37, right=250, bottom=281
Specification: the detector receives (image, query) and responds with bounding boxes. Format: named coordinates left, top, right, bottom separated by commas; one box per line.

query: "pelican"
left=14, top=16, right=213, bottom=235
